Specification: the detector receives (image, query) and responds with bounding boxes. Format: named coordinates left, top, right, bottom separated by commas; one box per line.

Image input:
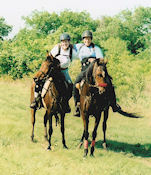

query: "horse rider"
left=50, top=33, right=77, bottom=112
left=73, top=30, right=121, bottom=117
left=30, top=33, right=77, bottom=113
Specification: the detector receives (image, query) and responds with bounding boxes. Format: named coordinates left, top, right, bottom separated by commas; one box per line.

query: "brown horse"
left=76, top=58, right=140, bottom=157
left=31, top=54, right=68, bottom=150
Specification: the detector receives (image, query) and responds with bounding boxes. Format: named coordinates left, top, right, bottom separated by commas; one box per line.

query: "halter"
left=98, top=83, right=107, bottom=87
left=39, top=70, right=47, bottom=77
left=89, top=83, right=108, bottom=89
left=37, top=71, right=49, bottom=82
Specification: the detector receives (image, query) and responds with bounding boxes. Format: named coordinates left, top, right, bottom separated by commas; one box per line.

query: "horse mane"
left=85, top=61, right=96, bottom=84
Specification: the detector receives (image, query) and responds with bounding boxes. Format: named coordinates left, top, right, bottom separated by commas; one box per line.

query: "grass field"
left=0, top=78, right=151, bottom=175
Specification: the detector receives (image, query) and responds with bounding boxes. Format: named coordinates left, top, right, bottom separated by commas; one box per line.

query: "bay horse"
left=76, top=58, right=140, bottom=157
left=30, top=54, right=68, bottom=150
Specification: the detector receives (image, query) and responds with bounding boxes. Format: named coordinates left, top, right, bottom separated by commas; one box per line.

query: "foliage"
left=0, top=7, right=151, bottom=100
left=98, top=37, right=145, bottom=103
left=23, top=11, right=61, bottom=35
left=95, top=7, right=151, bottom=54
left=23, top=9, right=99, bottom=43
left=0, top=17, right=12, bottom=40
left=0, top=10, right=99, bottom=79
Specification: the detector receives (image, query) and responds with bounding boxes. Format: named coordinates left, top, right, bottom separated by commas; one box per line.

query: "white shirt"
left=50, top=44, right=77, bottom=69
left=74, top=43, right=104, bottom=61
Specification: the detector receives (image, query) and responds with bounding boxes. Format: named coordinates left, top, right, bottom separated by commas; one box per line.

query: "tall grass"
left=0, top=78, right=151, bottom=175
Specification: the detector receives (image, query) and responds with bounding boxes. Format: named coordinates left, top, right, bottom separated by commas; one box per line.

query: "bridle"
left=90, top=61, right=108, bottom=94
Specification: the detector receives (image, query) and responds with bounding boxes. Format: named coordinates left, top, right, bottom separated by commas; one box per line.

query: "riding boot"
left=30, top=96, right=40, bottom=109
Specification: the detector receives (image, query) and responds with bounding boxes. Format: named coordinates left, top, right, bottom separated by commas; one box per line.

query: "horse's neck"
left=85, top=63, right=95, bottom=85
left=81, top=81, right=90, bottom=97
left=51, top=76, right=64, bottom=96
left=48, top=81, right=59, bottom=99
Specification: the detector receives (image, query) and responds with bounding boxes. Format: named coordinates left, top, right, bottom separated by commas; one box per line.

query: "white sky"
left=1, top=0, right=151, bottom=37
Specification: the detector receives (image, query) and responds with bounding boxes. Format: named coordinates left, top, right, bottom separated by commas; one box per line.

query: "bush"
left=101, top=37, right=145, bottom=103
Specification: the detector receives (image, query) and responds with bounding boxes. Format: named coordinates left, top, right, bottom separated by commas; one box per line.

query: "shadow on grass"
left=95, top=139, right=151, bottom=157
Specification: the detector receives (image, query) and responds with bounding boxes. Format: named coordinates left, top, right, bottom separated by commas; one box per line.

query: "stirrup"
left=30, top=101, right=37, bottom=109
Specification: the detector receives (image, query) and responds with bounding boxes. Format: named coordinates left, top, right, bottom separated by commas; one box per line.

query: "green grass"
left=0, top=78, right=151, bottom=175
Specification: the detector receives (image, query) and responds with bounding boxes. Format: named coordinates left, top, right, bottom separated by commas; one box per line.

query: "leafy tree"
left=23, top=11, right=61, bottom=35
left=0, top=17, right=12, bottom=40
left=23, top=10, right=99, bottom=43
left=0, top=7, right=151, bottom=81
left=101, top=37, right=145, bottom=103
left=95, top=7, right=151, bottom=54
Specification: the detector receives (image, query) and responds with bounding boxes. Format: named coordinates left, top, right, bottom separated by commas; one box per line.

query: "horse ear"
left=96, top=58, right=100, bottom=65
left=49, top=54, right=54, bottom=61
left=104, top=58, right=108, bottom=65
left=46, top=50, right=54, bottom=62
left=46, top=50, right=49, bottom=57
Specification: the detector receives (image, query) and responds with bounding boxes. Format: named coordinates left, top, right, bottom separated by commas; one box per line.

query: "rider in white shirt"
left=50, top=33, right=77, bottom=113
left=50, top=33, right=77, bottom=84
left=30, top=33, right=77, bottom=113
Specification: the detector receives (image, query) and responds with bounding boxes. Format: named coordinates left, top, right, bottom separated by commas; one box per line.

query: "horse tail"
left=117, top=108, right=142, bottom=118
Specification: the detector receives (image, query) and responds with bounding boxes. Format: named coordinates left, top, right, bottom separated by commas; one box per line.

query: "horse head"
left=92, top=58, right=108, bottom=94
left=33, top=52, right=60, bottom=84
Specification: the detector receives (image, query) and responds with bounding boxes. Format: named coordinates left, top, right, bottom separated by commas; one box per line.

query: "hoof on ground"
left=63, top=145, right=68, bottom=149
left=47, top=146, right=51, bottom=150
left=78, top=142, right=83, bottom=149
left=102, top=142, right=107, bottom=149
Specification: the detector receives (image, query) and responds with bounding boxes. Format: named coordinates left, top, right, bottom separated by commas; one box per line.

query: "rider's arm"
left=50, top=45, right=59, bottom=57
left=95, top=45, right=104, bottom=59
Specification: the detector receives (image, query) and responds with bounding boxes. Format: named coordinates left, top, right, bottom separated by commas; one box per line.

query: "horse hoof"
left=84, top=149, right=88, bottom=157
left=47, top=146, right=51, bottom=150
left=31, top=136, right=34, bottom=142
left=63, top=145, right=68, bottom=149
left=102, top=142, right=107, bottom=149
left=83, top=153, right=88, bottom=158
left=78, top=142, right=83, bottom=149
left=90, top=153, right=94, bottom=157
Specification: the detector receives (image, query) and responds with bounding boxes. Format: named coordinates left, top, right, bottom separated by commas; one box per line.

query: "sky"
left=1, top=0, right=151, bottom=38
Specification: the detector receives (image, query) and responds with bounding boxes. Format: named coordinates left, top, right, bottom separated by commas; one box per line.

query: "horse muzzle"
left=98, top=83, right=107, bottom=94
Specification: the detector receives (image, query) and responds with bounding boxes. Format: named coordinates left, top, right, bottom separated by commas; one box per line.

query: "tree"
left=23, top=10, right=99, bottom=43
left=23, top=10, right=61, bottom=35
left=95, top=7, right=151, bottom=54
left=0, top=17, right=12, bottom=40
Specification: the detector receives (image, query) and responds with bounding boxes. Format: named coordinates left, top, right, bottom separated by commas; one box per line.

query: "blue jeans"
left=61, top=69, right=73, bottom=100
left=61, top=69, right=72, bottom=84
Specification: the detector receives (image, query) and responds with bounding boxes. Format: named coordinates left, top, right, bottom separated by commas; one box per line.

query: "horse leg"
left=102, top=108, right=109, bottom=149
left=44, top=111, right=48, bottom=141
left=90, top=114, right=101, bottom=156
left=47, top=114, right=53, bottom=150
left=31, top=108, right=36, bottom=141
left=60, top=113, right=68, bottom=149
left=78, top=130, right=85, bottom=148
left=54, top=114, right=59, bottom=126
left=83, top=115, right=89, bottom=157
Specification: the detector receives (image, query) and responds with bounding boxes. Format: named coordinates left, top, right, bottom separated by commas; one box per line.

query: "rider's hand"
left=88, top=58, right=95, bottom=63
